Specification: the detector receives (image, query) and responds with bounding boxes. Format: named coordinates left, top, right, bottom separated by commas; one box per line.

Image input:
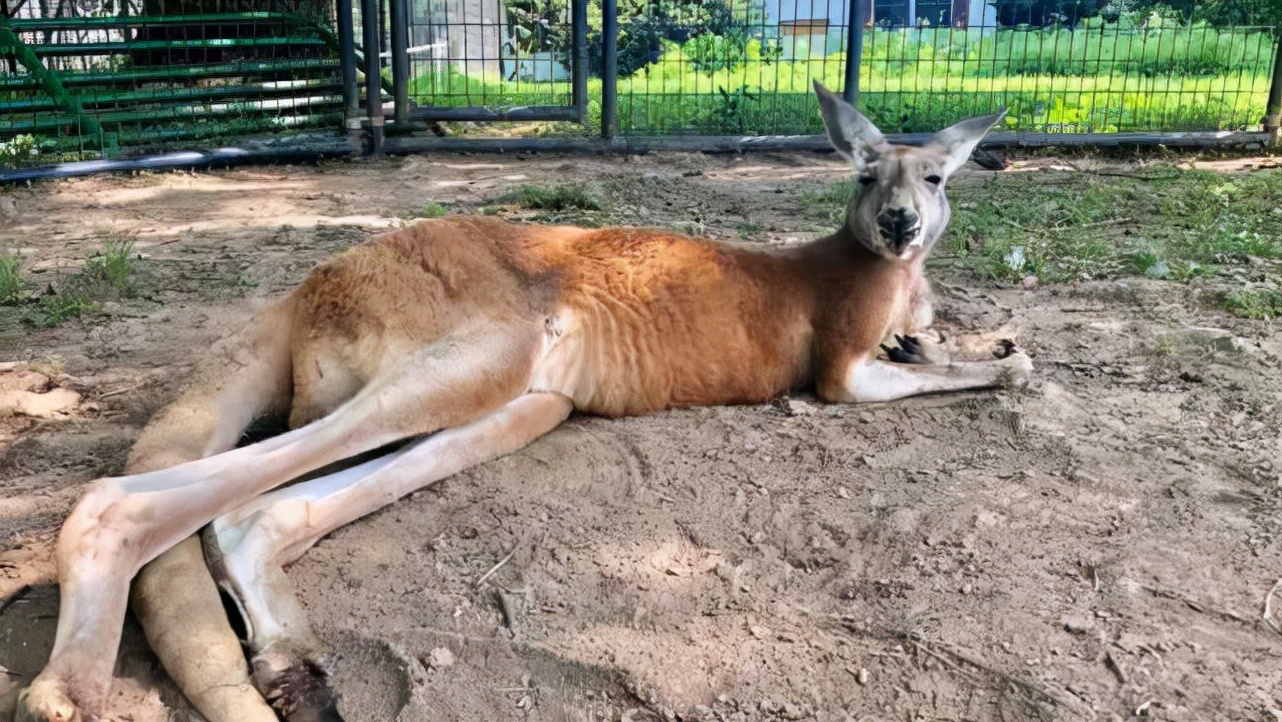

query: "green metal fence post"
left=572, top=0, right=587, bottom=124
left=390, top=0, right=409, bottom=126
left=1264, top=30, right=1282, bottom=142
left=361, top=0, right=384, bottom=153
left=336, top=0, right=360, bottom=122
left=843, top=0, right=866, bottom=106
left=600, top=0, right=617, bottom=138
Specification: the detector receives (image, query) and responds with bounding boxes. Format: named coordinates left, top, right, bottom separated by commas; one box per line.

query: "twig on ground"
left=97, top=383, right=144, bottom=400
left=1143, top=585, right=1254, bottom=628
left=475, top=547, right=517, bottom=588
left=791, top=604, right=1076, bottom=712
left=1263, top=578, right=1282, bottom=634
left=1105, top=650, right=1128, bottom=685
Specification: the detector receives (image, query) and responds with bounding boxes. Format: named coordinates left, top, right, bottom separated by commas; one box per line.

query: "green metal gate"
left=1, top=0, right=342, bottom=166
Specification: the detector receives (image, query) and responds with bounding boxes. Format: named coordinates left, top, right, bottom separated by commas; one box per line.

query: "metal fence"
left=1, top=0, right=342, bottom=167
left=3, top=0, right=1282, bottom=171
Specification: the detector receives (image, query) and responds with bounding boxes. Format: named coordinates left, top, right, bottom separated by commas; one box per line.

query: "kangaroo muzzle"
left=876, top=207, right=921, bottom=254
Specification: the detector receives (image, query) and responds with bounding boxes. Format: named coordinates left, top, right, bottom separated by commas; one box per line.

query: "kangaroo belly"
left=530, top=300, right=808, bottom=418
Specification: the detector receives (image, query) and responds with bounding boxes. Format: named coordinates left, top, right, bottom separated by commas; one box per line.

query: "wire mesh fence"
left=1, top=0, right=342, bottom=168
left=395, top=0, right=576, bottom=110
left=609, top=0, right=1279, bottom=135
left=3, top=0, right=1281, bottom=170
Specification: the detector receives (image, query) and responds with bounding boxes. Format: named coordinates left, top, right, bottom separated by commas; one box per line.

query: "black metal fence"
left=3, top=0, right=1282, bottom=170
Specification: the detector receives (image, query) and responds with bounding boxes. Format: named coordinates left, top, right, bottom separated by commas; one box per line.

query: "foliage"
left=35, top=292, right=98, bottom=327
left=939, top=168, right=1282, bottom=284
left=0, top=254, right=22, bottom=304
left=84, top=239, right=135, bottom=293
left=0, top=134, right=39, bottom=167
left=1222, top=288, right=1282, bottom=320
left=863, top=23, right=1274, bottom=78
left=1106, top=0, right=1282, bottom=28
left=420, top=202, right=449, bottom=218
left=539, top=0, right=769, bottom=77
left=409, top=15, right=1273, bottom=136
left=14, top=237, right=140, bottom=327
left=992, top=0, right=1111, bottom=25
left=510, top=183, right=603, bottom=211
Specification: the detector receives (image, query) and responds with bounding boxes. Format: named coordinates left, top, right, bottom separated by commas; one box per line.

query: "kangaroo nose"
left=877, top=208, right=921, bottom=249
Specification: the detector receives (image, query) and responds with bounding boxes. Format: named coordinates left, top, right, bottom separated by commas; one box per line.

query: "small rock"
left=749, top=624, right=770, bottom=640
left=1021, top=274, right=1039, bottom=289
left=788, top=399, right=816, bottom=416
left=426, top=646, right=455, bottom=669
left=856, top=668, right=870, bottom=685
left=1061, top=615, right=1093, bottom=634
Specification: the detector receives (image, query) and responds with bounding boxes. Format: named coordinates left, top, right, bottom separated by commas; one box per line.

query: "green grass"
left=510, top=183, right=604, bottom=211
left=407, top=22, right=1275, bottom=136
left=1221, top=288, right=1282, bottom=320
left=420, top=202, right=450, bottom=219
left=797, top=166, right=1282, bottom=323
left=938, top=168, right=1282, bottom=284
left=5, top=238, right=143, bottom=327
left=34, top=292, right=98, bottom=327
left=84, top=238, right=135, bottom=293
left=0, top=254, right=22, bottom=304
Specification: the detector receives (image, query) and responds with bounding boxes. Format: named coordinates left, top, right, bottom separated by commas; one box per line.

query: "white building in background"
left=411, top=0, right=507, bottom=79
left=768, top=0, right=997, bottom=60
left=766, top=0, right=997, bottom=30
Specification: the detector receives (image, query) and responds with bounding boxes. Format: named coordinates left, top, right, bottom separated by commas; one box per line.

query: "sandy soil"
left=0, top=151, right=1280, bottom=722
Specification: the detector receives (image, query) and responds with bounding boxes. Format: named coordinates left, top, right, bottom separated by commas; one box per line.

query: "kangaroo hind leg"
left=204, top=391, right=572, bottom=721
left=131, top=299, right=299, bottom=722
left=19, top=313, right=542, bottom=722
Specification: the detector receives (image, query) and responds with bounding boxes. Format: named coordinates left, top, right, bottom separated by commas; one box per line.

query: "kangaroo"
left=16, top=83, right=1027, bottom=722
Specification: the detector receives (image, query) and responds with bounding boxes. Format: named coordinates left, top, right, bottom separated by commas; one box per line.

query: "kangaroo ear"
left=924, top=110, right=1007, bottom=177
left=813, top=80, right=886, bottom=171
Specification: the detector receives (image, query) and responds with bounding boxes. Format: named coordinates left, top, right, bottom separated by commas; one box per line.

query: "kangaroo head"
left=813, top=81, right=1005, bottom=262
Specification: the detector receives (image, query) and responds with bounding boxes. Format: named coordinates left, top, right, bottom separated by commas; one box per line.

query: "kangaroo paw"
left=253, top=647, right=345, bottom=722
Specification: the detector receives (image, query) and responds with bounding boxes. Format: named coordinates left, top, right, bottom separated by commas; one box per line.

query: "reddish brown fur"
left=277, top=216, right=905, bottom=426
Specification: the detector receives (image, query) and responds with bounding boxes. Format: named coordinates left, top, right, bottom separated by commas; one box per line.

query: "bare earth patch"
left=1, top=152, right=1280, bottom=721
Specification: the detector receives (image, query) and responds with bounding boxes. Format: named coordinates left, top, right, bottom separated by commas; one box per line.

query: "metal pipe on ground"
left=382, top=131, right=1276, bottom=155
left=0, top=146, right=353, bottom=185
left=4, top=131, right=1271, bottom=186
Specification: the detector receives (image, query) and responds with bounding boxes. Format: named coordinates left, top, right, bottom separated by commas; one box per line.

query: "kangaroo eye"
left=925, top=175, right=942, bottom=186
left=857, top=176, right=877, bottom=187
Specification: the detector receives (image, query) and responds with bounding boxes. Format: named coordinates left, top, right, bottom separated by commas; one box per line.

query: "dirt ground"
left=0, top=151, right=1280, bottom=722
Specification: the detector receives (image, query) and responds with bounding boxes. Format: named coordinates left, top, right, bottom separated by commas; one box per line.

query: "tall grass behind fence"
left=614, top=9, right=1278, bottom=134
left=399, top=0, right=1279, bottom=137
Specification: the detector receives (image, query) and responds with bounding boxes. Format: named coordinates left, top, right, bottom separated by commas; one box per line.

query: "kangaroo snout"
left=877, top=207, right=921, bottom=251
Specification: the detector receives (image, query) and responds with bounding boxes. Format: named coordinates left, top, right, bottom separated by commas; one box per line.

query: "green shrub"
left=1222, top=288, right=1282, bottom=320
left=0, top=254, right=22, bottom=304
left=421, top=202, right=449, bottom=218
left=84, top=239, right=134, bottom=293
left=510, top=183, right=603, bottom=211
